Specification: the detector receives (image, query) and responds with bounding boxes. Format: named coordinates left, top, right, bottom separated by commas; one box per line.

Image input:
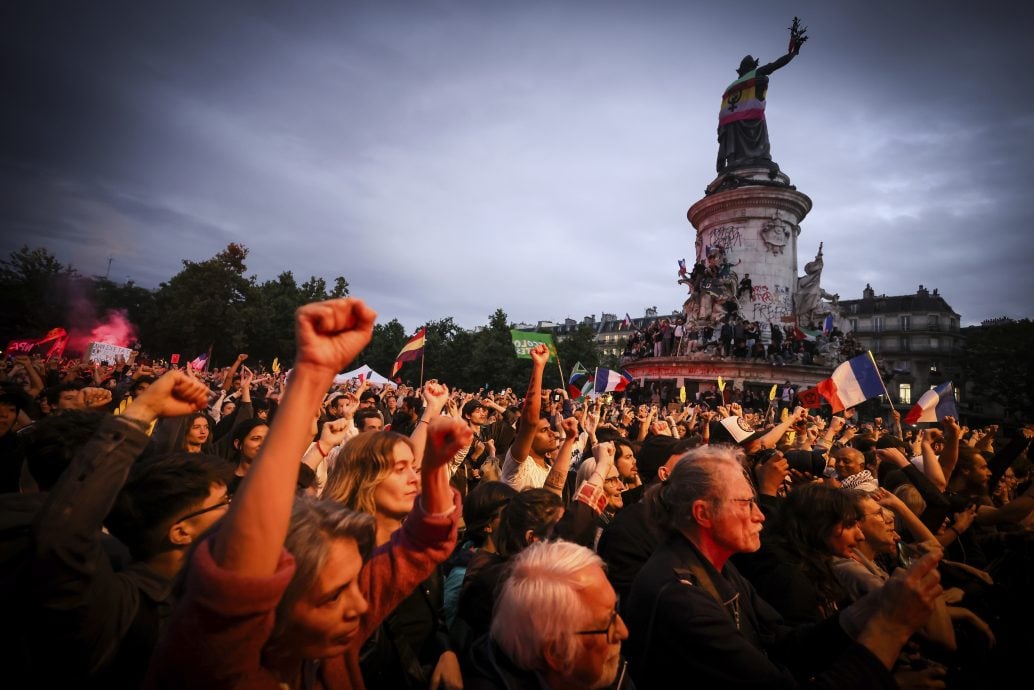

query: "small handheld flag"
left=904, top=382, right=958, bottom=424
left=816, top=352, right=887, bottom=413
left=391, top=328, right=426, bottom=378
left=594, top=367, right=633, bottom=394
left=568, top=362, right=592, bottom=399
left=797, top=387, right=823, bottom=409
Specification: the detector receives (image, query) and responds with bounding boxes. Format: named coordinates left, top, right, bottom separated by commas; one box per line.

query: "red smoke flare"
left=67, top=309, right=138, bottom=355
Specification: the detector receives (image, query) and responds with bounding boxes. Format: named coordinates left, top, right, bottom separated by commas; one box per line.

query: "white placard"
left=85, top=341, right=134, bottom=364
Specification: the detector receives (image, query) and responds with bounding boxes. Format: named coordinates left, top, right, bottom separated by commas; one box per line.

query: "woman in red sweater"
left=147, top=298, right=470, bottom=690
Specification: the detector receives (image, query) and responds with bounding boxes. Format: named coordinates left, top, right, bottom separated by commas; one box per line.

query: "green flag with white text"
left=510, top=330, right=558, bottom=361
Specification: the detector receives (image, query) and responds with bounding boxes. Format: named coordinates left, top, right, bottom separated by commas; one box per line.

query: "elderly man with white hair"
left=463, top=540, right=631, bottom=690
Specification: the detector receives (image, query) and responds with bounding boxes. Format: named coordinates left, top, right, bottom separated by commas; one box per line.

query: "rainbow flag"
left=719, top=70, right=767, bottom=126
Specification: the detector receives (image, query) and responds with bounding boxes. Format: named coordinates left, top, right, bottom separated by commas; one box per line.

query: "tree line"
left=0, top=244, right=604, bottom=391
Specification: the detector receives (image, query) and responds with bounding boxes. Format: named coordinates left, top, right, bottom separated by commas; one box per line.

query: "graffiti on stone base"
left=707, top=225, right=744, bottom=249
left=750, top=285, right=792, bottom=322
left=753, top=302, right=792, bottom=322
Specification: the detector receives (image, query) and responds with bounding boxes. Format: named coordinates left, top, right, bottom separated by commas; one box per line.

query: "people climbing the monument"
left=738, top=272, right=754, bottom=300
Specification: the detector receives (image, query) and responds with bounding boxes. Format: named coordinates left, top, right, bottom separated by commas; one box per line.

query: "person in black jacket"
left=13, top=370, right=229, bottom=689
left=623, top=444, right=945, bottom=690
left=597, top=435, right=699, bottom=602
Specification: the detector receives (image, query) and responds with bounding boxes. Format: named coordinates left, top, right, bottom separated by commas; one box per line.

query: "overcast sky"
left=3, top=0, right=1032, bottom=332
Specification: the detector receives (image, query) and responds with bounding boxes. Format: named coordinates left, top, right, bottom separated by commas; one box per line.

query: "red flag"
left=816, top=378, right=843, bottom=413
left=5, top=327, right=68, bottom=358
left=797, top=387, right=823, bottom=409
left=5, top=339, right=38, bottom=354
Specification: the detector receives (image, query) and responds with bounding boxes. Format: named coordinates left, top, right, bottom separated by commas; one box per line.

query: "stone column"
left=686, top=166, right=812, bottom=329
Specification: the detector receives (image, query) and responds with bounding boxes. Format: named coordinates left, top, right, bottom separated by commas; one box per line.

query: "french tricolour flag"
left=816, top=352, right=886, bottom=413
left=595, top=367, right=633, bottom=394
left=904, top=382, right=958, bottom=425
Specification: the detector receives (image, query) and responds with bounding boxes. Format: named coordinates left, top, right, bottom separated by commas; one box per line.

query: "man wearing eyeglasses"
left=623, top=444, right=946, bottom=690
left=464, top=539, right=631, bottom=689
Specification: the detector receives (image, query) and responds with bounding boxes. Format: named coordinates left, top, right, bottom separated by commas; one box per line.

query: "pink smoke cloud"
left=68, top=309, right=138, bottom=355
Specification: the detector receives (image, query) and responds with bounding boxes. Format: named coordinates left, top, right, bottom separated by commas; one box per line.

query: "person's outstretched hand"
left=592, top=440, right=616, bottom=481
left=320, top=417, right=352, bottom=449
left=560, top=416, right=579, bottom=441
left=422, top=380, right=450, bottom=417
left=294, top=298, right=377, bottom=377
left=81, top=386, right=113, bottom=409
left=123, top=370, right=210, bottom=424
left=529, top=343, right=551, bottom=367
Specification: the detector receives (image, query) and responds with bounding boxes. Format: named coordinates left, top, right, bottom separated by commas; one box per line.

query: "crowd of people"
left=1, top=296, right=1032, bottom=690
left=621, top=315, right=860, bottom=368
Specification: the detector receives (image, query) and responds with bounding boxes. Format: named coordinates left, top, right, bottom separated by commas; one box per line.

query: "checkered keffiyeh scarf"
left=839, top=470, right=878, bottom=493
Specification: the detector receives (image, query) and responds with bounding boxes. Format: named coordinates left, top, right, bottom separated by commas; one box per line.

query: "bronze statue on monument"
left=716, top=17, right=808, bottom=176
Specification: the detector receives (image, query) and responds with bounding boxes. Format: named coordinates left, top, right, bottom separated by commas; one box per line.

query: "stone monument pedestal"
left=686, top=166, right=813, bottom=328
left=623, top=354, right=832, bottom=402
left=624, top=167, right=824, bottom=401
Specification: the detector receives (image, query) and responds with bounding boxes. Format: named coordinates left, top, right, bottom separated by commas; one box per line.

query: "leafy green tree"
left=439, top=328, right=477, bottom=390
left=91, top=278, right=157, bottom=333
left=242, top=271, right=306, bottom=367
left=361, top=319, right=408, bottom=378
left=958, top=320, right=1034, bottom=421
left=468, top=309, right=523, bottom=393
left=242, top=272, right=351, bottom=366
left=0, top=246, right=80, bottom=343
left=421, top=317, right=463, bottom=385
left=330, top=276, right=350, bottom=298
left=149, top=244, right=256, bottom=365
left=557, top=323, right=601, bottom=378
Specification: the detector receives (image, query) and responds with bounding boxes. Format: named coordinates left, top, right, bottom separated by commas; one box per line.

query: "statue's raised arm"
left=758, top=17, right=808, bottom=75
left=716, top=17, right=808, bottom=175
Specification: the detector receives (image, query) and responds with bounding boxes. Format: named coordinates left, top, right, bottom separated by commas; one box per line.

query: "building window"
left=874, top=316, right=884, bottom=333
left=928, top=315, right=939, bottom=329
left=930, top=336, right=939, bottom=350
left=897, top=360, right=911, bottom=372
left=900, top=336, right=910, bottom=352
left=849, top=318, right=858, bottom=333
left=898, top=383, right=912, bottom=405
left=900, top=315, right=910, bottom=331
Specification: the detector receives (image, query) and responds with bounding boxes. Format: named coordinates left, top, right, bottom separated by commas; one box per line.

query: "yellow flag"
left=272, top=357, right=281, bottom=374
left=717, top=376, right=725, bottom=392
left=679, top=386, right=687, bottom=403
left=780, top=406, right=789, bottom=421
left=114, top=396, right=156, bottom=434
left=769, top=383, right=778, bottom=401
